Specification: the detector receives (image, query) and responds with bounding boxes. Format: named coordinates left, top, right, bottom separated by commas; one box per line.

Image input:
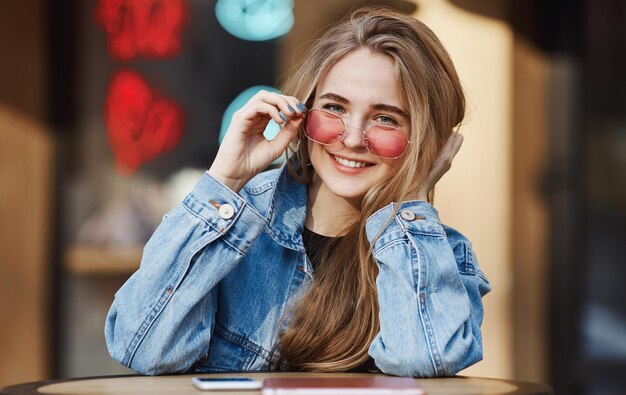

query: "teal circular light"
left=219, top=85, right=282, bottom=146
left=215, top=0, right=294, bottom=41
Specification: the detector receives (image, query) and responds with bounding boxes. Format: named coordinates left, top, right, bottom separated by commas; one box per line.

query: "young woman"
left=105, top=7, right=491, bottom=377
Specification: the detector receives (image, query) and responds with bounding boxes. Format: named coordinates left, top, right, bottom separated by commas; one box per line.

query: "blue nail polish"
left=287, top=105, right=296, bottom=113
left=280, top=113, right=287, bottom=122
left=297, top=103, right=307, bottom=111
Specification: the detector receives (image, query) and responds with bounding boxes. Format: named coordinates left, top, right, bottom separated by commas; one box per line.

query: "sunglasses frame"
left=303, top=108, right=411, bottom=159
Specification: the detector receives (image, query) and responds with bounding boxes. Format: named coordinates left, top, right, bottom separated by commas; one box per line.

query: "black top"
left=302, top=226, right=338, bottom=271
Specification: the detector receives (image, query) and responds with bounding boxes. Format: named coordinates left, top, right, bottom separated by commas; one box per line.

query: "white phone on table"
left=191, top=377, right=263, bottom=391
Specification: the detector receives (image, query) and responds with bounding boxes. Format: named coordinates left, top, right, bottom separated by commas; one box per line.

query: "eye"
left=321, top=103, right=345, bottom=114
left=374, top=114, right=399, bottom=126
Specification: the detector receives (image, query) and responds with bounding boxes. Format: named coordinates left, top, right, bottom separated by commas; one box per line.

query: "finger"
left=257, top=91, right=304, bottom=117
left=446, top=133, right=463, bottom=159
left=268, top=116, right=303, bottom=156
left=441, top=131, right=462, bottom=152
left=254, top=102, right=288, bottom=125
left=435, top=133, right=463, bottom=167
left=417, top=133, right=464, bottom=197
left=274, top=94, right=306, bottom=116
left=425, top=134, right=460, bottom=180
left=257, top=91, right=294, bottom=116
left=284, top=95, right=307, bottom=113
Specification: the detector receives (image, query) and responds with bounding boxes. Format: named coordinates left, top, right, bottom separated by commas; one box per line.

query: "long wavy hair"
left=274, top=6, right=466, bottom=372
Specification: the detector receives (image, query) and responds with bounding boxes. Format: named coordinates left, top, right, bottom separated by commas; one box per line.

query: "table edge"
left=0, top=373, right=554, bottom=394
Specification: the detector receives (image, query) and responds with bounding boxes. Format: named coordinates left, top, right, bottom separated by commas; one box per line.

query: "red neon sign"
left=95, top=0, right=187, bottom=60
left=105, top=70, right=183, bottom=175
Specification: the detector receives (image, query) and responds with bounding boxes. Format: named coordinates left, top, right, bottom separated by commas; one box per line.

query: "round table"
left=1, top=372, right=553, bottom=394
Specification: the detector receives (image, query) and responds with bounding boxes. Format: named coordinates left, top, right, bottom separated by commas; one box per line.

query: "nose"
left=341, top=118, right=367, bottom=149
left=341, top=127, right=364, bottom=148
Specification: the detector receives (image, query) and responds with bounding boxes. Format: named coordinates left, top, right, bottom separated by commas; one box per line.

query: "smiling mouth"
left=332, top=155, right=374, bottom=169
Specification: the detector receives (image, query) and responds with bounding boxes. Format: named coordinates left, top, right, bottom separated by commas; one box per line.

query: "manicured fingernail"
left=297, top=103, right=307, bottom=111
left=287, top=105, right=296, bottom=114
left=280, top=113, right=287, bottom=122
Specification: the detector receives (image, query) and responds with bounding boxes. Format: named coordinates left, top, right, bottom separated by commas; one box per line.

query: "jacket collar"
left=264, top=157, right=308, bottom=253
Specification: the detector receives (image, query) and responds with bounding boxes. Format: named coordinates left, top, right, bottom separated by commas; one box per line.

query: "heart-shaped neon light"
left=95, top=0, right=187, bottom=60
left=105, top=70, right=183, bottom=175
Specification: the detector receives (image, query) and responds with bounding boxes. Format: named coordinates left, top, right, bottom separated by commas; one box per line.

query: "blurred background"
left=1, top=0, right=625, bottom=394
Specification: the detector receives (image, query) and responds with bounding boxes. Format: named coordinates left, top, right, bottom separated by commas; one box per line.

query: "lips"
left=332, top=155, right=370, bottom=168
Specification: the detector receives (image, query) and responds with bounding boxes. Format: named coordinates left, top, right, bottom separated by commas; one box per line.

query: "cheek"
left=308, top=142, right=328, bottom=169
left=306, top=113, right=342, bottom=142
left=373, top=161, right=399, bottom=182
left=307, top=141, right=318, bottom=161
left=366, top=132, right=408, bottom=158
left=379, top=157, right=399, bottom=172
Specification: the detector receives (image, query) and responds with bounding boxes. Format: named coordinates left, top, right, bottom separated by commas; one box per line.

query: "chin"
left=324, top=179, right=371, bottom=201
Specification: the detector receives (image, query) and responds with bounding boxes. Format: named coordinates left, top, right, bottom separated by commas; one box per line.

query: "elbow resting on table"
left=127, top=356, right=188, bottom=376
left=106, top=335, right=193, bottom=376
left=374, top=349, right=483, bottom=378
left=371, top=332, right=484, bottom=378
left=105, top=312, right=194, bottom=376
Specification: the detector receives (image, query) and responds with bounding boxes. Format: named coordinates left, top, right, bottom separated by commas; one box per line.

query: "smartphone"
left=191, top=377, right=263, bottom=391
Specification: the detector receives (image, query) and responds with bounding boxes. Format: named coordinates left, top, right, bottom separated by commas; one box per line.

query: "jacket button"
left=400, top=209, right=416, bottom=221
left=218, top=204, right=235, bottom=219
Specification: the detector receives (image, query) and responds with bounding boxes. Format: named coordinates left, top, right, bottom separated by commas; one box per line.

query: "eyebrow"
left=319, top=92, right=409, bottom=119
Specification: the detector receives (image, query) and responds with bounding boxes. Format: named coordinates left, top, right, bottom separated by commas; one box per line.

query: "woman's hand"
left=208, top=90, right=305, bottom=193
left=414, top=132, right=464, bottom=201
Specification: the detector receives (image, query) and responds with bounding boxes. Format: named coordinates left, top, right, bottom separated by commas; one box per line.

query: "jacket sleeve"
left=365, top=200, right=491, bottom=377
left=105, top=172, right=268, bottom=375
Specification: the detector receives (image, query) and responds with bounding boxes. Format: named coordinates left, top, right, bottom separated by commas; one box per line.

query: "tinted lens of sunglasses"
left=365, top=125, right=409, bottom=158
left=304, top=110, right=344, bottom=144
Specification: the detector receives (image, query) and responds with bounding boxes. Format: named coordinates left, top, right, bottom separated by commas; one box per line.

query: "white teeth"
left=333, top=155, right=369, bottom=168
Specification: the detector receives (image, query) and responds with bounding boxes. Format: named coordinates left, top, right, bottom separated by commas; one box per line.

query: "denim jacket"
left=105, top=160, right=491, bottom=377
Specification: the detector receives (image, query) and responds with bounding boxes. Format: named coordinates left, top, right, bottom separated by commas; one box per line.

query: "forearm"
left=105, top=172, right=268, bottom=374
left=366, top=201, right=490, bottom=377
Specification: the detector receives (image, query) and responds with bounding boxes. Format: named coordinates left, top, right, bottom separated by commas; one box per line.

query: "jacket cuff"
left=182, top=172, right=267, bottom=253
left=365, top=201, right=446, bottom=252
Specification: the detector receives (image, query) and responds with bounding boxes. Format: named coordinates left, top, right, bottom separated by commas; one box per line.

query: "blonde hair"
left=275, top=6, right=465, bottom=372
